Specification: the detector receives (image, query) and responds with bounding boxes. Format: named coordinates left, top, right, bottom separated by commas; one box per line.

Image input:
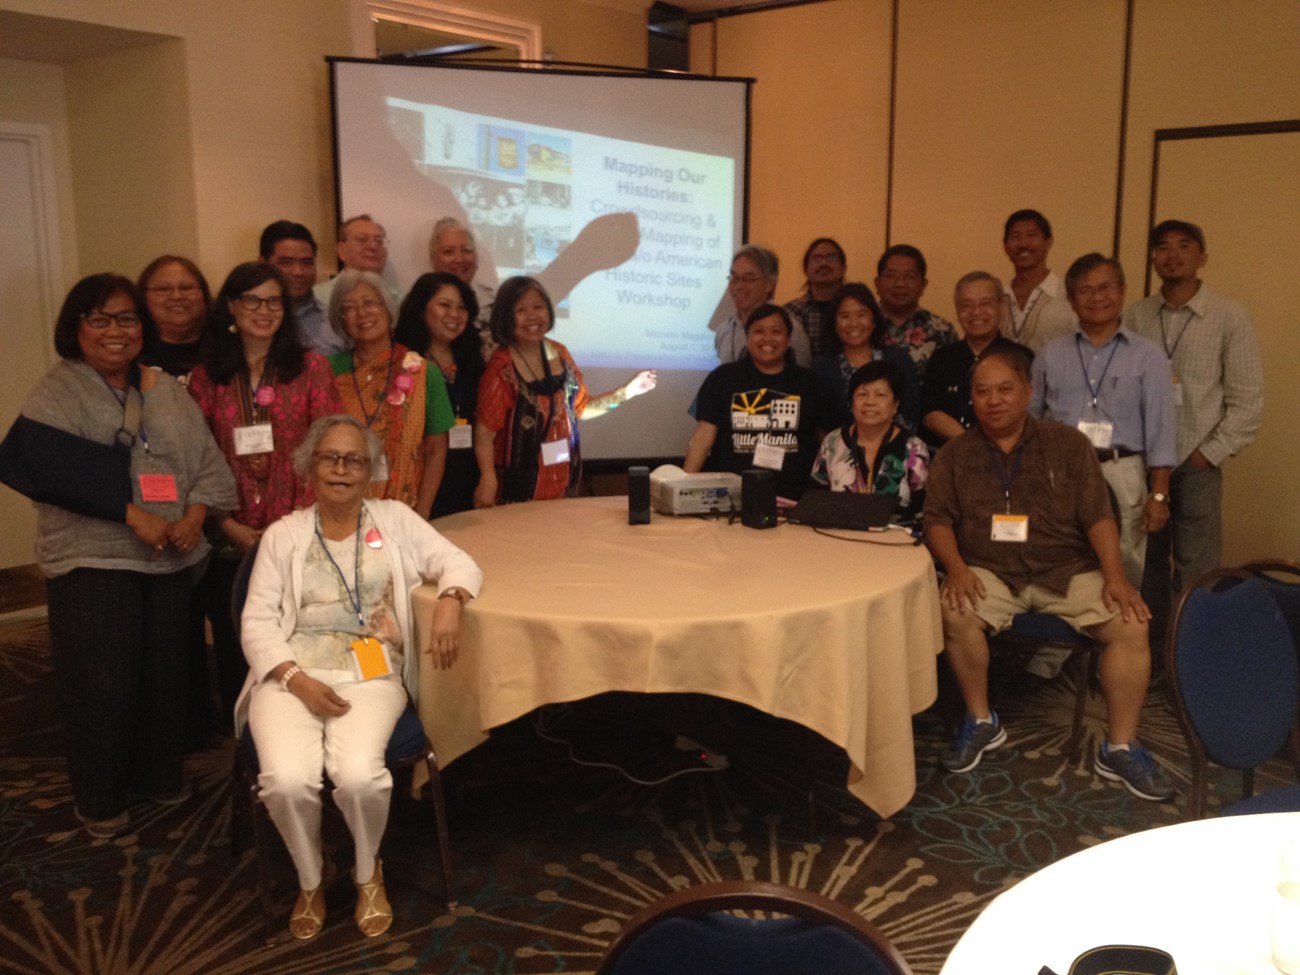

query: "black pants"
left=46, top=566, right=191, bottom=820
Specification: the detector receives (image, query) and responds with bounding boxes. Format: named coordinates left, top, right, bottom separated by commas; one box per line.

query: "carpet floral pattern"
left=1, top=616, right=1285, bottom=974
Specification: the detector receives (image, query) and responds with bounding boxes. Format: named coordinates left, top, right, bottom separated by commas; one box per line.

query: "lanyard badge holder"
left=316, top=512, right=393, bottom=681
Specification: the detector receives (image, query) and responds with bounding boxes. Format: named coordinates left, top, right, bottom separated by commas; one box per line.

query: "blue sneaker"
left=1094, top=743, right=1176, bottom=802
left=941, top=712, right=1008, bottom=772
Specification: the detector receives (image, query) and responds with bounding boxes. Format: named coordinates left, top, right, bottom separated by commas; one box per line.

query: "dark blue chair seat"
left=595, top=880, right=912, bottom=975
left=1221, top=784, right=1300, bottom=817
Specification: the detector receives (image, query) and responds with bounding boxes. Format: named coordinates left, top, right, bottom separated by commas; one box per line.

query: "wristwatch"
left=1150, top=493, right=1169, bottom=504
left=439, top=587, right=470, bottom=605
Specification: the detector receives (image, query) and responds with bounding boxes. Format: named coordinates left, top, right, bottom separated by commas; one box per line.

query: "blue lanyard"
left=1075, top=334, right=1120, bottom=411
left=1158, top=304, right=1194, bottom=362
left=314, top=510, right=365, bottom=629
left=990, top=444, right=1024, bottom=514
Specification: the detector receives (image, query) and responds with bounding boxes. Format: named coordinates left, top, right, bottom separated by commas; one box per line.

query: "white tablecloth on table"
left=414, top=496, right=943, bottom=817
left=941, top=811, right=1300, bottom=974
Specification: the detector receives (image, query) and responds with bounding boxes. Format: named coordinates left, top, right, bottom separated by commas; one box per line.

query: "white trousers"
left=248, top=668, right=406, bottom=890
left=1099, top=454, right=1149, bottom=589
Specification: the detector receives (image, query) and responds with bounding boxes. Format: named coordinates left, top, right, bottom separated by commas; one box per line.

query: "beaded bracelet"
left=279, top=664, right=302, bottom=690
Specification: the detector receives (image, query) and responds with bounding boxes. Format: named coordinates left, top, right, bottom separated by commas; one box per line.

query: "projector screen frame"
left=325, top=56, right=754, bottom=473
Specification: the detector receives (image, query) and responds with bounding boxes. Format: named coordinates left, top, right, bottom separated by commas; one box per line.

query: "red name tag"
left=138, top=473, right=179, bottom=502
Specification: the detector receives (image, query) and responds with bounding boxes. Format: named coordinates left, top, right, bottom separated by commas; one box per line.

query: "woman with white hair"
left=327, top=270, right=456, bottom=518
left=238, top=413, right=481, bottom=939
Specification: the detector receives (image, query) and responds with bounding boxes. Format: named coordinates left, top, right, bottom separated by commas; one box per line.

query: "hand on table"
left=426, top=598, right=462, bottom=670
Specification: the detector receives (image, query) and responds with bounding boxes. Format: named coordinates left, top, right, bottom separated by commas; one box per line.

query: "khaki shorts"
left=966, top=567, right=1118, bottom=637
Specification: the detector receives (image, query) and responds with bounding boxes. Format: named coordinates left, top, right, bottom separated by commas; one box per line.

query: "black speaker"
left=627, top=465, right=651, bottom=524
left=741, top=468, right=777, bottom=529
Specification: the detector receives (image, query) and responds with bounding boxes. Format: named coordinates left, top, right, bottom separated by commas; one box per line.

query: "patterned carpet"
left=1, top=613, right=1282, bottom=974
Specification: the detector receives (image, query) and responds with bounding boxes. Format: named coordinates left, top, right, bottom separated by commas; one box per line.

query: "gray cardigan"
left=21, top=360, right=237, bottom=577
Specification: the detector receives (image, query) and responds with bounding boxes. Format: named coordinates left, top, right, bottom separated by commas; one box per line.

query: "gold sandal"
left=354, top=858, right=393, bottom=938
left=289, top=886, right=325, bottom=940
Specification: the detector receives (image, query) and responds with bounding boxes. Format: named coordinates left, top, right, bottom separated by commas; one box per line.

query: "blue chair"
left=1164, top=569, right=1300, bottom=820
left=595, top=880, right=912, bottom=975
left=228, top=542, right=455, bottom=943
left=992, top=613, right=1100, bottom=762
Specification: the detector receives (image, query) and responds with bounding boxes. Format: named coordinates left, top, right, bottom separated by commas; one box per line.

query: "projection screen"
left=328, top=58, right=751, bottom=461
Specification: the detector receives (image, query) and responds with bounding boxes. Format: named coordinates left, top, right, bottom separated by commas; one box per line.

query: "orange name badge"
left=350, top=637, right=392, bottom=681
left=138, top=473, right=179, bottom=502
left=991, top=513, right=1029, bottom=543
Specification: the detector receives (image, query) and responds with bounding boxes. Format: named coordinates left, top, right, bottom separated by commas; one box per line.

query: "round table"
left=940, top=811, right=1300, bottom=974
left=414, top=496, right=943, bottom=817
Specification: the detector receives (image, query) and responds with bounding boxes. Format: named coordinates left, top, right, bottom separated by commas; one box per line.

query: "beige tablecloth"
left=414, top=496, right=942, bottom=817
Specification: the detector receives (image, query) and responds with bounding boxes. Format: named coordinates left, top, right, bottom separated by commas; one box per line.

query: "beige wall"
left=691, top=0, right=893, bottom=299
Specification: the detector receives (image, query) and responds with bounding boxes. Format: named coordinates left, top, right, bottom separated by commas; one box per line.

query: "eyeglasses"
left=146, top=283, right=202, bottom=296
left=236, top=294, right=285, bottom=312
left=808, top=253, right=843, bottom=265
left=341, top=298, right=386, bottom=318
left=312, top=451, right=370, bottom=471
left=1073, top=283, right=1121, bottom=299
left=82, top=311, right=142, bottom=329
left=728, top=274, right=766, bottom=285
left=348, top=234, right=387, bottom=247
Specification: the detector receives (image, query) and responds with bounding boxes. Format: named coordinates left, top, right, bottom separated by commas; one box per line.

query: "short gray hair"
left=429, top=216, right=477, bottom=256
left=732, top=244, right=779, bottom=281
left=292, top=414, right=385, bottom=478
left=954, top=270, right=1004, bottom=303
left=327, top=269, right=398, bottom=340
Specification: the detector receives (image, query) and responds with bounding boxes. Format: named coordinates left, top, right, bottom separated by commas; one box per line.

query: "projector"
left=649, top=465, right=742, bottom=515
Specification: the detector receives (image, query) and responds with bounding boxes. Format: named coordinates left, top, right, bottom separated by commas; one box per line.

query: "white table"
left=415, top=496, right=943, bottom=817
left=941, top=812, right=1300, bottom=974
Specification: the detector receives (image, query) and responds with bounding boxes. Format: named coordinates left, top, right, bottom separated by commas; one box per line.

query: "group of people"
left=0, top=203, right=1263, bottom=939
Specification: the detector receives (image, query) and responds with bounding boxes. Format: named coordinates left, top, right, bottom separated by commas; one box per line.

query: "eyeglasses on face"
left=312, top=451, right=370, bottom=471
left=236, top=294, right=285, bottom=312
left=82, top=311, right=142, bottom=329
left=1073, top=283, right=1121, bottom=299
left=341, top=298, right=386, bottom=318
left=728, top=274, right=766, bottom=285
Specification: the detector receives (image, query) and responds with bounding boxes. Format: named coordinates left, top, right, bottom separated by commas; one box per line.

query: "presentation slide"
left=330, top=60, right=750, bottom=460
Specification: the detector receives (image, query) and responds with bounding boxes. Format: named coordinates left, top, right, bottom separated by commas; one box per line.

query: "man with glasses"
left=1000, top=209, right=1076, bottom=352
left=259, top=220, right=343, bottom=356
left=1030, top=254, right=1175, bottom=589
left=313, top=214, right=401, bottom=312
left=784, top=238, right=847, bottom=357
left=1125, top=220, right=1263, bottom=632
left=873, top=244, right=955, bottom=380
left=713, top=244, right=811, bottom=366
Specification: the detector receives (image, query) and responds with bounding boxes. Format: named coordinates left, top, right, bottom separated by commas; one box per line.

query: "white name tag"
left=1077, top=420, right=1114, bottom=449
left=1172, top=381, right=1183, bottom=408
left=233, top=423, right=274, bottom=456
left=991, top=513, right=1029, bottom=542
left=752, top=438, right=786, bottom=471
left=448, top=422, right=472, bottom=450
left=541, top=438, right=570, bottom=466
left=370, top=454, right=389, bottom=483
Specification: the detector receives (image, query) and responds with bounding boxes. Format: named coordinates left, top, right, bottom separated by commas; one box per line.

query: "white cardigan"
left=235, top=498, right=483, bottom=732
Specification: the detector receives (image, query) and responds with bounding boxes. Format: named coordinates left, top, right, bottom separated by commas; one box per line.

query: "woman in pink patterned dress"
left=189, top=262, right=341, bottom=716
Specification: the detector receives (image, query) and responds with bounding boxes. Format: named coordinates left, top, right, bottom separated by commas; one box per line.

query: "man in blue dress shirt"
left=1030, top=253, right=1175, bottom=587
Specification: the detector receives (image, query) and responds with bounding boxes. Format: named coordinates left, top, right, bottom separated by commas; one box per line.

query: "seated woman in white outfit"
left=237, top=414, right=482, bottom=940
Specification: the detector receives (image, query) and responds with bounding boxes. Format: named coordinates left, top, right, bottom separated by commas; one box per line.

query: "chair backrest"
left=595, top=880, right=912, bottom=975
left=1241, top=560, right=1300, bottom=661
left=230, top=540, right=261, bottom=644
left=1166, top=570, right=1299, bottom=771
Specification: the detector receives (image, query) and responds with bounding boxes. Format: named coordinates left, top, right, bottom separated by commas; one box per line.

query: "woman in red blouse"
left=189, top=262, right=340, bottom=714
left=473, top=276, right=655, bottom=507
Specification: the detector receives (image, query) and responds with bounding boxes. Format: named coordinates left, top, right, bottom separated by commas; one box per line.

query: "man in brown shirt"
left=923, top=346, right=1173, bottom=801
